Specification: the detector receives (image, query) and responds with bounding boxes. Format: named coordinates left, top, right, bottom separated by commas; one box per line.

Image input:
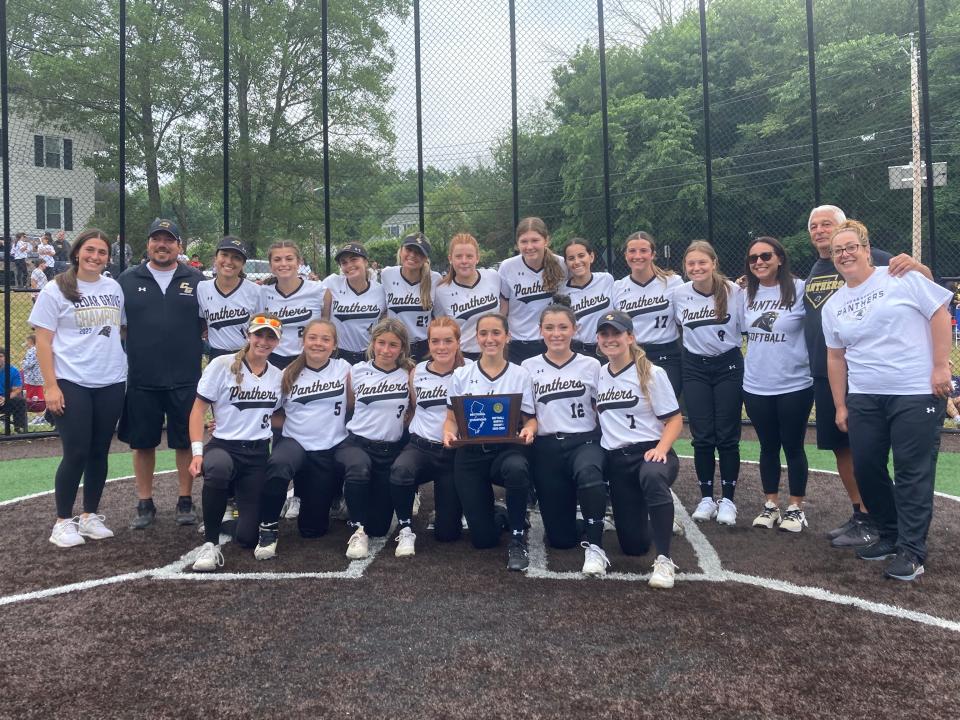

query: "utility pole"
left=910, top=34, right=922, bottom=260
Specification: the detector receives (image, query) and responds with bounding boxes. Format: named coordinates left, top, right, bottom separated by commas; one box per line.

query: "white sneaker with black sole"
left=192, top=542, right=224, bottom=572
left=672, top=519, right=685, bottom=537
left=78, top=514, right=115, bottom=540
left=648, top=555, right=677, bottom=589
left=395, top=526, right=416, bottom=557
left=692, top=497, right=718, bottom=522
left=779, top=504, right=808, bottom=533
left=752, top=502, right=781, bottom=529
left=346, top=526, right=369, bottom=559
left=50, top=518, right=85, bottom=548
left=254, top=522, right=279, bottom=560
left=282, top=495, right=301, bottom=520
left=716, top=498, right=737, bottom=526
left=581, top=542, right=611, bottom=577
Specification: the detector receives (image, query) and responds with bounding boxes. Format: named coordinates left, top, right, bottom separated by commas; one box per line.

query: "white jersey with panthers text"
left=673, top=280, right=743, bottom=356
left=565, top=272, right=615, bottom=345
left=741, top=279, right=811, bottom=396
left=196, top=355, right=282, bottom=442
left=613, top=273, right=683, bottom=345
left=447, top=362, right=536, bottom=416
left=326, top=275, right=387, bottom=354
left=261, top=279, right=326, bottom=358
left=346, top=361, right=410, bottom=442
left=499, top=254, right=567, bottom=341
left=408, top=360, right=472, bottom=443
left=281, top=357, right=351, bottom=451
left=381, top=266, right=442, bottom=344
left=597, top=362, right=679, bottom=449
left=522, top=353, right=600, bottom=436
left=197, top=278, right=263, bottom=352
left=433, top=269, right=502, bottom=354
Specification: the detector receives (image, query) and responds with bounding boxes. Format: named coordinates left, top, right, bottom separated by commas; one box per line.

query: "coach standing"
left=117, top=219, right=204, bottom=528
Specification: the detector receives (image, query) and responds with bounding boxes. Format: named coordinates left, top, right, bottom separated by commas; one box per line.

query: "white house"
left=0, top=111, right=98, bottom=242
left=380, top=203, right=420, bottom=238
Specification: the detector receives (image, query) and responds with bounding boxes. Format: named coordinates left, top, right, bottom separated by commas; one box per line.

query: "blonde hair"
left=684, top=240, right=731, bottom=323
left=628, top=342, right=655, bottom=407
left=263, top=240, right=303, bottom=286
left=625, top=231, right=674, bottom=283
left=230, top=312, right=282, bottom=386
left=516, top=217, right=564, bottom=293
left=426, top=317, right=466, bottom=369
left=441, top=233, right=480, bottom=286
left=366, top=317, right=415, bottom=371
left=396, top=237, right=433, bottom=310
left=281, top=319, right=338, bottom=396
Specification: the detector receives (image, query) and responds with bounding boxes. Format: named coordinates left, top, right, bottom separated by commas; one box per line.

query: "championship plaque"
left=449, top=393, right=524, bottom=446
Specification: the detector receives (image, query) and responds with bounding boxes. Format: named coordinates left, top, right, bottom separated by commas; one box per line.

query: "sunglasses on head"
left=748, top=252, right=775, bottom=264
left=251, top=315, right=282, bottom=329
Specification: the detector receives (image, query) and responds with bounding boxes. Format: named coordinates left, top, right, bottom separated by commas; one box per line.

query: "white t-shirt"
left=822, top=267, right=951, bottom=395
left=196, top=355, right=282, bottom=441
left=564, top=272, right=615, bottom=345
left=37, top=242, right=55, bottom=268
left=614, top=273, right=683, bottom=345
left=197, top=278, right=264, bottom=352
left=522, top=353, right=600, bottom=436
left=346, top=361, right=410, bottom=442
left=28, top=276, right=127, bottom=387
left=447, top=362, right=536, bottom=416
left=381, top=266, right=442, bottom=344
left=674, top=280, right=743, bottom=356
left=261, top=278, right=326, bottom=358
left=281, top=357, right=350, bottom=451
left=408, top=360, right=471, bottom=443
left=741, top=279, right=812, bottom=395
left=433, top=269, right=502, bottom=354
left=499, top=254, right=567, bottom=341
left=597, top=362, right=680, bottom=449
left=31, top=268, right=48, bottom=291
left=14, top=239, right=32, bottom=260
left=146, top=265, right=177, bottom=294
left=325, top=275, right=387, bottom=354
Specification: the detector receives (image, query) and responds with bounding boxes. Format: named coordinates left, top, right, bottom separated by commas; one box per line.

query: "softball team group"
left=30, top=207, right=953, bottom=586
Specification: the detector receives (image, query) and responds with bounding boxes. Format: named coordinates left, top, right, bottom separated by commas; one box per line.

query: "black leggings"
left=263, top=437, right=342, bottom=537
left=53, top=380, right=125, bottom=518
left=607, top=444, right=680, bottom=558
left=334, top=434, right=402, bottom=537
left=743, top=387, right=814, bottom=497
left=201, top=438, right=269, bottom=546
left=389, top=437, right=462, bottom=541
left=454, top=444, right=530, bottom=548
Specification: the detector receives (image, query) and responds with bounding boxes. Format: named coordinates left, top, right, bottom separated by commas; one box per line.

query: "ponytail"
left=56, top=228, right=111, bottom=303
left=628, top=343, right=654, bottom=407
left=229, top=346, right=249, bottom=388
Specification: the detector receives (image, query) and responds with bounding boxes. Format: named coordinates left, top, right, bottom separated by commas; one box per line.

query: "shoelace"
left=200, top=544, right=224, bottom=567
left=760, top=506, right=776, bottom=518
left=82, top=514, right=107, bottom=529
left=57, top=517, right=82, bottom=537
left=784, top=509, right=807, bottom=526
left=348, top=531, right=366, bottom=548
left=653, top=556, right=678, bottom=573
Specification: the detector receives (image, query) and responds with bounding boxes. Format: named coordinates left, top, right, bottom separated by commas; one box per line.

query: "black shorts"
left=118, top=385, right=195, bottom=449
left=813, top=376, right=849, bottom=451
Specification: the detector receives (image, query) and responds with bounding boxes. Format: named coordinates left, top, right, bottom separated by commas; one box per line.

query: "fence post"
left=119, top=0, right=127, bottom=269
left=597, top=0, right=614, bottom=270
left=917, top=0, right=937, bottom=277
left=414, top=0, right=425, bottom=232
left=805, top=0, right=820, bottom=206
left=2, top=0, right=10, bottom=434
left=222, top=0, right=230, bottom=236
left=321, top=0, right=331, bottom=276
left=508, top=0, right=519, bottom=231
left=697, top=0, right=714, bottom=244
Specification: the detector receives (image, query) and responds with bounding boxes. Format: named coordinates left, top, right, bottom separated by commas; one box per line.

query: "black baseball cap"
left=335, top=243, right=368, bottom=262
left=596, top=310, right=633, bottom=334
left=148, top=218, right=182, bottom=244
left=401, top=232, right=432, bottom=258
left=216, top=236, right=248, bottom=260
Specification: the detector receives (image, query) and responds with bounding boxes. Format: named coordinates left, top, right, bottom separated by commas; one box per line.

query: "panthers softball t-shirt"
left=381, top=266, right=442, bottom=344
left=262, top=279, right=326, bottom=358
left=447, top=362, right=536, bottom=416
left=822, top=267, right=951, bottom=395
left=597, top=363, right=679, bottom=450
left=281, top=357, right=351, bottom=451
left=28, top=276, right=127, bottom=387
left=197, top=278, right=264, bottom=352
left=196, top=355, right=282, bottom=441
left=673, top=281, right=743, bottom=356
left=522, top=353, right=600, bottom=436
left=741, top=279, right=811, bottom=396
left=433, top=269, right=502, bottom=354
left=565, top=272, right=615, bottom=345
left=499, top=254, right=567, bottom=341
left=325, top=275, right=387, bottom=354
left=408, top=360, right=473, bottom=443
left=347, top=361, right=410, bottom=442
left=613, top=273, right=683, bottom=345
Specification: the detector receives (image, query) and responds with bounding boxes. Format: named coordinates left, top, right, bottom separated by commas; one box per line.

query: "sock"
left=201, top=486, right=229, bottom=543
left=720, top=479, right=736, bottom=501
left=178, top=495, right=192, bottom=505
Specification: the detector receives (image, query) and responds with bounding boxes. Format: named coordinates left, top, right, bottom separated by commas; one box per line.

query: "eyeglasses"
left=832, top=243, right=864, bottom=258
left=251, top=315, right=282, bottom=329
left=748, top=252, right=774, bottom=264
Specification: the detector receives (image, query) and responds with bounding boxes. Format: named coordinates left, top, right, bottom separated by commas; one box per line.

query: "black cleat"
left=827, top=513, right=858, bottom=540
left=884, top=551, right=925, bottom=581
left=507, top=537, right=529, bottom=572
left=856, top=538, right=898, bottom=561
left=130, top=500, right=156, bottom=530
left=175, top=497, right=197, bottom=526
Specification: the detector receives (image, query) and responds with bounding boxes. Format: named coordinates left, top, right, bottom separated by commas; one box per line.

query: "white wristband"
left=191, top=441, right=204, bottom=457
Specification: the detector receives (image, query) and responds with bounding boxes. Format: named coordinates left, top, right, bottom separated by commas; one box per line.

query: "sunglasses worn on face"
left=748, top=252, right=774, bottom=264
left=251, top=315, right=282, bottom=329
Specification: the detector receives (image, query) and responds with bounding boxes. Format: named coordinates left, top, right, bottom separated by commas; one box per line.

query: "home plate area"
left=2, top=462, right=959, bottom=718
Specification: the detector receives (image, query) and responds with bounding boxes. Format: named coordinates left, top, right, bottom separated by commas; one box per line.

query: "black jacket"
left=118, top=262, right=204, bottom=389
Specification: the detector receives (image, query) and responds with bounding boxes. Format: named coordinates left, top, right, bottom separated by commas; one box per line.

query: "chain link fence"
left=3, top=0, right=959, bottom=438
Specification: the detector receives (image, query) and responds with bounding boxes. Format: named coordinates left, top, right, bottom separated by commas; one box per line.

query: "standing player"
left=381, top=232, right=441, bottom=361
left=117, top=218, right=204, bottom=529
left=13, top=232, right=32, bottom=288
left=197, top=236, right=263, bottom=359
left=499, top=217, right=566, bottom=363
left=29, top=230, right=126, bottom=547
left=188, top=314, right=283, bottom=571
left=614, top=231, right=684, bottom=398
left=334, top=318, right=413, bottom=558
left=675, top=241, right=744, bottom=526
left=741, top=238, right=813, bottom=532
left=388, top=317, right=468, bottom=557
left=562, top=238, right=614, bottom=357
left=323, top=242, right=387, bottom=365
left=522, top=298, right=608, bottom=575
left=261, top=240, right=326, bottom=369
left=595, top=310, right=683, bottom=589
left=255, top=319, right=351, bottom=559
left=443, top=313, right=537, bottom=571
left=433, top=233, right=502, bottom=361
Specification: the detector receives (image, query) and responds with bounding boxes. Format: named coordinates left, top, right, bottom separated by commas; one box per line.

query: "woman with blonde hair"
left=381, top=232, right=441, bottom=361
left=323, top=242, right=387, bottom=365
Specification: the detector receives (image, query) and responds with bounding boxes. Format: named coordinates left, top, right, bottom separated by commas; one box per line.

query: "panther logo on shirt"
left=750, top=311, right=779, bottom=332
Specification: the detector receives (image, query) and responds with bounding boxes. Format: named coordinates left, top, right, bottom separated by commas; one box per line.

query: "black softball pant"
left=201, top=438, right=269, bottom=546
left=508, top=340, right=546, bottom=365
left=454, top=444, right=530, bottom=548
left=263, top=437, right=343, bottom=537
left=847, top=393, right=945, bottom=562
left=532, top=433, right=607, bottom=548
left=682, top=347, right=743, bottom=500
left=607, top=443, right=680, bottom=557
left=643, top=340, right=682, bottom=402
left=743, top=386, right=814, bottom=497
left=389, top=436, right=462, bottom=541
left=53, top=380, right=125, bottom=519
left=334, top=433, right=402, bottom=537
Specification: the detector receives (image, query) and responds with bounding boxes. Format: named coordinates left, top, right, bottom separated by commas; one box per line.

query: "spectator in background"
left=189, top=254, right=204, bottom=271
left=14, top=232, right=32, bottom=287
left=53, top=230, right=70, bottom=261
left=22, top=334, right=45, bottom=419
left=111, top=236, right=134, bottom=271
left=0, top=349, right=28, bottom=433
left=37, top=232, right=56, bottom=280
left=30, top=260, right=48, bottom=301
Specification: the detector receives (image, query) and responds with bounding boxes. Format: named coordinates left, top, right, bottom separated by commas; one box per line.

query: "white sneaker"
left=346, top=526, right=369, bottom=559
left=603, top=513, right=616, bottom=532
left=779, top=504, right=808, bottom=533
left=692, top=497, right=718, bottom=522
left=752, top=501, right=781, bottom=529
left=192, top=542, right=224, bottom=572
left=78, top=514, right=115, bottom=540
left=49, top=518, right=85, bottom=548
left=581, top=542, right=611, bottom=577
left=412, top=491, right=421, bottom=517
left=254, top=523, right=279, bottom=560
left=649, top=555, right=677, bottom=589
left=672, top=519, right=685, bottom=537
left=395, top=526, right=416, bottom=557
left=716, top=498, right=738, bottom=526
left=282, top=495, right=301, bottom=519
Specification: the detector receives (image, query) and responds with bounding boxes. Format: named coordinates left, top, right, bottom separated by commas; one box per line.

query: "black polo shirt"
left=118, top=262, right=204, bottom=389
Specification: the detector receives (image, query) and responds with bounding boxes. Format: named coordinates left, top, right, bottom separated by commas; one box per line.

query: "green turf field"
left=0, top=443, right=956, bottom=503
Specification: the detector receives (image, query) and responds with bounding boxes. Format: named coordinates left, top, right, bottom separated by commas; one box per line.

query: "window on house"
left=44, top=136, right=62, bottom=168
left=46, top=197, right=62, bottom=228
left=36, top=196, right=74, bottom=231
